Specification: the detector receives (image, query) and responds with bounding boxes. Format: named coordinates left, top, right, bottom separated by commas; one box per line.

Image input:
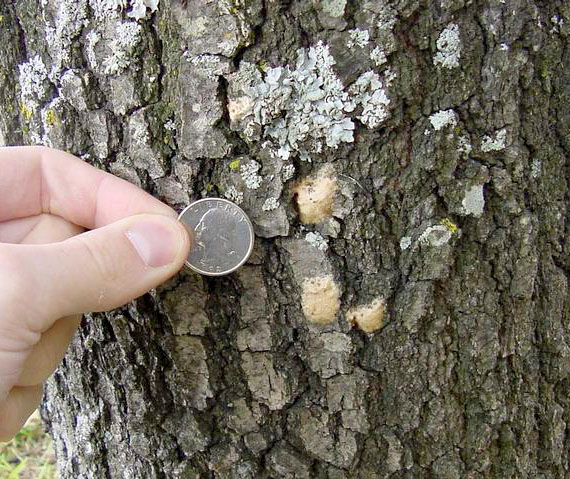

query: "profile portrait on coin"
left=192, top=207, right=238, bottom=271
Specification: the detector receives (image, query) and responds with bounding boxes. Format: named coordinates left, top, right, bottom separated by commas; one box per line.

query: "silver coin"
left=178, top=198, right=254, bottom=276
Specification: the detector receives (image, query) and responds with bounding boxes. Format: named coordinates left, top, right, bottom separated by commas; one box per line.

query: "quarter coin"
left=178, top=198, right=255, bottom=276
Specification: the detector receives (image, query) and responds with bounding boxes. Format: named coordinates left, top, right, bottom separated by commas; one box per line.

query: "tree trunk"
left=2, top=0, right=570, bottom=477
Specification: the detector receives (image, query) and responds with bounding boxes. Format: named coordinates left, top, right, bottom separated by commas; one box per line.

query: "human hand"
left=0, top=146, right=191, bottom=441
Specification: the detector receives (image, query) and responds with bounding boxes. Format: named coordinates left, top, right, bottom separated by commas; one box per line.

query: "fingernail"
left=125, top=218, right=184, bottom=268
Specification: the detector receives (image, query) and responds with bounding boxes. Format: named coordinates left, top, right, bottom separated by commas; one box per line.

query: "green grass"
left=0, top=411, right=57, bottom=479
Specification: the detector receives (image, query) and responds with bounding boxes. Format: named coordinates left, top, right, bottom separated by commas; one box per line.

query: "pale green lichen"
left=90, top=0, right=126, bottom=21
left=127, top=0, right=159, bottom=20
left=531, top=159, right=542, bottom=179
left=429, top=109, right=457, bottom=131
left=481, top=128, right=507, bottom=152
left=347, top=29, right=370, bottom=49
left=399, top=236, right=412, bottom=251
left=18, top=55, right=49, bottom=114
left=85, top=31, right=101, bottom=69
left=43, top=0, right=88, bottom=80
left=370, top=46, right=387, bottom=67
left=240, top=160, right=262, bottom=189
left=102, top=21, right=142, bottom=75
left=419, top=225, right=452, bottom=247
left=348, top=71, right=391, bottom=128
left=228, top=41, right=392, bottom=161
left=223, top=185, right=244, bottom=204
left=305, top=231, right=328, bottom=251
left=262, top=197, right=280, bottom=211
left=281, top=164, right=295, bottom=182
left=461, top=185, right=485, bottom=217
left=319, top=0, right=346, bottom=18
left=434, top=23, right=461, bottom=69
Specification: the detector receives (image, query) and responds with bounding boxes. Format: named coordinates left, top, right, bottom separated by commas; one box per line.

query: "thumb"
left=7, top=214, right=191, bottom=331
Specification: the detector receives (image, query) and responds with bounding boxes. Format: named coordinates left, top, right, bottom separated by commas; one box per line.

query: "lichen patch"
left=301, top=276, right=340, bottom=325
left=227, top=40, right=392, bottom=163
left=347, top=298, right=385, bottom=333
left=128, top=0, right=159, bottom=20
left=434, top=23, right=461, bottom=69
left=294, top=167, right=337, bottom=224
left=481, top=128, right=507, bottom=152
left=461, top=184, right=485, bottom=217
left=319, top=0, right=346, bottom=18
left=419, top=225, right=452, bottom=247
left=18, top=55, right=49, bottom=114
left=347, top=29, right=370, bottom=49
left=102, top=21, right=143, bottom=75
left=429, top=109, right=457, bottom=131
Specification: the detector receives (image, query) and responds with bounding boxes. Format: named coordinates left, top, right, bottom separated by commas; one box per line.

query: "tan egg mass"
left=301, top=276, right=340, bottom=325
left=294, top=167, right=337, bottom=224
left=347, top=298, right=385, bottom=333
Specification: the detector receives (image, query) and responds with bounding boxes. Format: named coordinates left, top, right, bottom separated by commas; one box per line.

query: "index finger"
left=0, top=146, right=175, bottom=229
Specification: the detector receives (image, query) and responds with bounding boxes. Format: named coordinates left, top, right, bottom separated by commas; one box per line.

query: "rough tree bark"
left=1, top=0, right=570, bottom=477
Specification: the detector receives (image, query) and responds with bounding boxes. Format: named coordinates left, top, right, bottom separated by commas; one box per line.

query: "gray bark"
left=1, top=0, right=570, bottom=477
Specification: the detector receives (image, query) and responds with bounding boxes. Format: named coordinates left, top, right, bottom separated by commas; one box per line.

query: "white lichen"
left=429, top=109, right=457, bottom=131
left=531, top=159, right=542, bottom=179
left=44, top=0, right=89, bottom=80
left=102, top=21, right=142, bottom=75
left=370, top=46, right=387, bottom=67
left=384, top=67, right=396, bottom=86
left=377, top=10, right=398, bottom=31
left=262, top=197, right=280, bottom=211
left=240, top=160, right=263, bottom=189
left=18, top=55, right=49, bottom=113
left=281, top=163, right=296, bottom=182
left=305, top=231, right=328, bottom=251
left=224, top=185, right=244, bottom=204
left=399, top=236, right=412, bottom=251
left=347, top=29, right=370, bottom=49
left=348, top=71, right=391, bottom=128
left=419, top=225, right=452, bottom=247
left=276, top=143, right=292, bottom=161
left=481, top=128, right=507, bottom=152
left=130, top=115, right=150, bottom=145
left=90, top=0, right=126, bottom=20
left=550, top=15, right=564, bottom=33
left=85, top=31, right=101, bottom=69
left=127, top=0, right=159, bottom=20
left=164, top=119, right=176, bottom=131
left=434, top=23, right=461, bottom=69
left=462, top=185, right=485, bottom=217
